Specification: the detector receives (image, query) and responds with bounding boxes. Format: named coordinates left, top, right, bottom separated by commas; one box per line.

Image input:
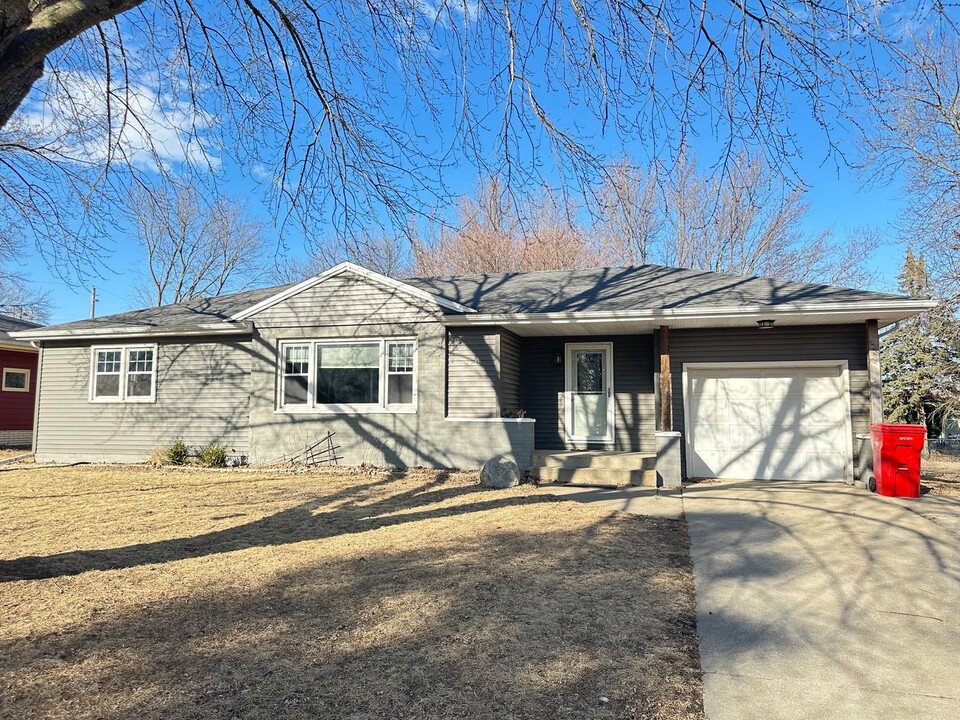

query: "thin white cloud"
left=14, top=70, right=219, bottom=173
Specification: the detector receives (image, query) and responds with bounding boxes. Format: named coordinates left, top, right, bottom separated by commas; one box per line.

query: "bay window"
left=278, top=338, right=416, bottom=411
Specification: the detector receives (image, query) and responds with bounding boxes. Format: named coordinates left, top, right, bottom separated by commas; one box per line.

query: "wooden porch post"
left=659, top=326, right=672, bottom=432
left=866, top=319, right=882, bottom=425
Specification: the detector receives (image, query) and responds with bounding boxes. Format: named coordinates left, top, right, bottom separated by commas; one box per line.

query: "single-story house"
left=0, top=313, right=42, bottom=448
left=10, top=263, right=934, bottom=484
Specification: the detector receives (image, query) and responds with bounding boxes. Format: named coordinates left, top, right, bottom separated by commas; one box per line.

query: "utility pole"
left=90, top=287, right=97, bottom=319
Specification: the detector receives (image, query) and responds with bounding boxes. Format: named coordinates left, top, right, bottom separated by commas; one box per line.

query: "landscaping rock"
left=480, top=455, right=521, bottom=489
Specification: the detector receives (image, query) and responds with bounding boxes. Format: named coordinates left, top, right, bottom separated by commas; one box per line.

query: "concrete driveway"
left=683, top=481, right=960, bottom=720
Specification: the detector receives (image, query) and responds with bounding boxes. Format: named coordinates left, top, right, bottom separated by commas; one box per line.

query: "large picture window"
left=91, top=346, right=157, bottom=402
left=278, top=338, right=416, bottom=412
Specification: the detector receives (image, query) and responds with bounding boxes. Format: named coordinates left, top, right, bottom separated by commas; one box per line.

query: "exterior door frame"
left=564, top=342, right=615, bottom=444
left=681, top=360, right=854, bottom=483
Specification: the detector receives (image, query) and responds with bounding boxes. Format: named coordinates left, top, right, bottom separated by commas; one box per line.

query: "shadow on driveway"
left=683, top=480, right=960, bottom=720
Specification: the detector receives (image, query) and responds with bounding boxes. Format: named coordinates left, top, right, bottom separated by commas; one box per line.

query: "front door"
left=565, top=343, right=614, bottom=444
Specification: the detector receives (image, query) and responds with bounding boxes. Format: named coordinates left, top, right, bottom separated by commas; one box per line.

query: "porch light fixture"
left=554, top=353, right=563, bottom=366
left=756, top=319, right=775, bottom=330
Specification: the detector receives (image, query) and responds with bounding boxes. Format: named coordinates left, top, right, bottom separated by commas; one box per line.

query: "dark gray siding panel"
left=670, top=324, right=869, bottom=476
left=447, top=328, right=499, bottom=418
left=499, top=329, right=522, bottom=414
left=520, top=334, right=655, bottom=451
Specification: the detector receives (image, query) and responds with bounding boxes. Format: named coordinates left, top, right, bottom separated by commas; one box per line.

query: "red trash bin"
left=869, top=423, right=927, bottom=498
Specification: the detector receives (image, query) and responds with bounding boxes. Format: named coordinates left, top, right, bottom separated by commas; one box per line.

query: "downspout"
left=30, top=341, right=43, bottom=457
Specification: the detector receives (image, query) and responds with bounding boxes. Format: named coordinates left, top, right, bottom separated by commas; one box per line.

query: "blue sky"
left=22, top=157, right=909, bottom=326
left=8, top=2, right=921, bottom=324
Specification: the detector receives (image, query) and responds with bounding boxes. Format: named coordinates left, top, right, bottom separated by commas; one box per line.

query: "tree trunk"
left=0, top=0, right=146, bottom=128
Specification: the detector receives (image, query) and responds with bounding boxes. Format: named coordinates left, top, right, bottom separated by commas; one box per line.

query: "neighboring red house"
left=0, top=313, right=42, bottom=448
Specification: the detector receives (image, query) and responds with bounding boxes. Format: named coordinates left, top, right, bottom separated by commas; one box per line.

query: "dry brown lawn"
left=0, top=465, right=703, bottom=720
left=0, top=448, right=30, bottom=461
left=922, top=452, right=960, bottom=497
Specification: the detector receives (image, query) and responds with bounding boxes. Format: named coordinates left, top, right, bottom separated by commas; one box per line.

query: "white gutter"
left=0, top=341, right=38, bottom=352
left=438, top=300, right=938, bottom=326
left=9, top=321, right=254, bottom=342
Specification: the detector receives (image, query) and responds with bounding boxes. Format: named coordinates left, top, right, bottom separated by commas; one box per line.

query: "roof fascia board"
left=10, top=321, right=254, bottom=342
left=439, top=300, right=938, bottom=326
left=231, top=262, right=475, bottom=320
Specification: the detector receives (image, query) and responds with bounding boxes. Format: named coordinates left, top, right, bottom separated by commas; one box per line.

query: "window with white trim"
left=278, top=338, right=416, bottom=411
left=91, top=346, right=157, bottom=402
left=2, top=368, right=29, bottom=392
left=386, top=341, right=415, bottom=405
left=282, top=344, right=310, bottom=405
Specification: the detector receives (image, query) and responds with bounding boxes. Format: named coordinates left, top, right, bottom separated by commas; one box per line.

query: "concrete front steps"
left=530, top=450, right=658, bottom=488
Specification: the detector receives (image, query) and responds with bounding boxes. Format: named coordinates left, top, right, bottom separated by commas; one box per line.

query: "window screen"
left=386, top=342, right=414, bottom=405
left=126, top=349, right=155, bottom=397
left=94, top=350, right=122, bottom=398
left=283, top=344, right=310, bottom=405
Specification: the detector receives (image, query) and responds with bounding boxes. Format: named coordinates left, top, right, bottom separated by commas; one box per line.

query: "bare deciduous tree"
left=595, top=159, right=663, bottom=266
left=416, top=157, right=876, bottom=285
left=0, top=275, right=50, bottom=322
left=0, top=2, right=944, bottom=281
left=865, top=32, right=960, bottom=303
left=413, top=177, right=599, bottom=275
left=0, top=224, right=50, bottom=321
left=274, top=230, right=412, bottom=284
left=130, top=184, right=265, bottom=306
left=610, top=152, right=876, bottom=286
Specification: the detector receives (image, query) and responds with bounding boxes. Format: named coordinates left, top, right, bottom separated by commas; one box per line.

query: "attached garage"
left=682, top=362, right=853, bottom=482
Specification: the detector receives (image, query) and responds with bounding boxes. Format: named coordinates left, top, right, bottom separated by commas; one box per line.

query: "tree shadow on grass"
left=0, top=476, right=535, bottom=581
left=1, top=506, right=705, bottom=720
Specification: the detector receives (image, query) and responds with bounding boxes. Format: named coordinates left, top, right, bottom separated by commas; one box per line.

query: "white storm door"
left=565, top=343, right=615, bottom=444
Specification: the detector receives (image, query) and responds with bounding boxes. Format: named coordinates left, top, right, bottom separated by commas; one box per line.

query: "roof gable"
left=231, top=262, right=476, bottom=321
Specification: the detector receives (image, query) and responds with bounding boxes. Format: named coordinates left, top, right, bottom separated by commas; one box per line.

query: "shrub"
left=165, top=438, right=190, bottom=466
left=147, top=446, right=167, bottom=467
left=198, top=442, right=228, bottom=468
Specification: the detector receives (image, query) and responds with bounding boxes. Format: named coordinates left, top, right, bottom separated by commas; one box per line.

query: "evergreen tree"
left=882, top=249, right=960, bottom=433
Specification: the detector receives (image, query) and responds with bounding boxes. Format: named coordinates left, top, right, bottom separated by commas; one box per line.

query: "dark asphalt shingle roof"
left=19, top=284, right=293, bottom=335
left=405, top=264, right=905, bottom=314
left=19, top=264, right=907, bottom=335
left=0, top=313, right=42, bottom=345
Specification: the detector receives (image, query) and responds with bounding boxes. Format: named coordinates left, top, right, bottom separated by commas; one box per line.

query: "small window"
left=126, top=349, right=155, bottom=397
left=2, top=368, right=29, bottom=392
left=91, top=346, right=157, bottom=402
left=94, top=350, right=122, bottom=398
left=386, top=341, right=414, bottom=405
left=282, top=344, right=310, bottom=405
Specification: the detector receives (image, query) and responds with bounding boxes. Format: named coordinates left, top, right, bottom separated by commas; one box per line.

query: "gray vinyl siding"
left=250, top=273, right=444, bottom=328
left=520, top=334, right=655, bottom=451
left=447, top=328, right=499, bottom=418
left=669, top=324, right=869, bottom=477
left=249, top=322, right=534, bottom=468
left=499, top=329, right=522, bottom=413
left=35, top=337, right=253, bottom=462
left=445, top=327, right=522, bottom=418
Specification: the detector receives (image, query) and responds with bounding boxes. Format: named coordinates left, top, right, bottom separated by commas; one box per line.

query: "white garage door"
left=685, top=364, right=851, bottom=481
